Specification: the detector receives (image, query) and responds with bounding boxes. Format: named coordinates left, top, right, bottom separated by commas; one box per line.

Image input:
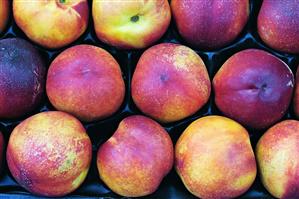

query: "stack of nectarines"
left=0, top=0, right=299, bottom=198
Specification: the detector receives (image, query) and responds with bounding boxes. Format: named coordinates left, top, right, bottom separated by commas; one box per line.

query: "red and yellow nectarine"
left=256, top=120, right=299, bottom=198
left=46, top=44, right=125, bottom=122
left=175, top=115, right=256, bottom=198
left=7, top=111, right=92, bottom=197
left=13, top=0, right=89, bottom=49
left=132, top=43, right=211, bottom=123
left=97, top=115, right=173, bottom=197
left=92, top=0, right=171, bottom=49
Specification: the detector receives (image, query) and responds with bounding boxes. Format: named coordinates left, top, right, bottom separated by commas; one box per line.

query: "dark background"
left=0, top=0, right=296, bottom=198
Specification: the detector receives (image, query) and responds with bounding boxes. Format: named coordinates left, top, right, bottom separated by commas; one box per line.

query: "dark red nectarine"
left=0, top=38, right=46, bottom=119
left=171, top=0, right=249, bottom=49
left=213, top=49, right=294, bottom=129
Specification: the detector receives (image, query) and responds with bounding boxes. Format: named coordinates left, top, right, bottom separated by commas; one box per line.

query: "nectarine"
left=13, top=0, right=89, bottom=49
left=258, top=0, right=299, bottom=54
left=7, top=111, right=92, bottom=197
left=213, top=49, right=294, bottom=129
left=256, top=120, right=299, bottom=198
left=132, top=43, right=211, bottom=123
left=0, top=38, right=46, bottom=119
left=171, top=0, right=249, bottom=49
left=97, top=115, right=173, bottom=197
left=92, top=0, right=171, bottom=49
left=175, top=115, right=256, bottom=198
left=46, top=44, right=125, bottom=122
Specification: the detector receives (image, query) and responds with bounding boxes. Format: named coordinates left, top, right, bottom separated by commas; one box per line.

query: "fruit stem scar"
left=160, top=74, right=168, bottom=82
left=261, top=83, right=267, bottom=91
left=59, top=0, right=66, bottom=3
left=130, top=15, right=139, bottom=23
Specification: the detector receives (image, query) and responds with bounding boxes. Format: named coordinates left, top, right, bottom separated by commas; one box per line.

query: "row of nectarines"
left=3, top=111, right=299, bottom=198
left=1, top=0, right=299, bottom=53
left=1, top=37, right=297, bottom=130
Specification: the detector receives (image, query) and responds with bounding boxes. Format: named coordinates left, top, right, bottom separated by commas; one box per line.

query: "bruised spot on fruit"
left=130, top=15, right=140, bottom=23
left=19, top=167, right=33, bottom=189
left=175, top=157, right=185, bottom=171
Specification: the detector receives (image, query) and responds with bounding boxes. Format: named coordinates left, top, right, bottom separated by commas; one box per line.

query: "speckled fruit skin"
left=171, top=0, right=249, bottom=50
left=0, top=0, right=9, bottom=33
left=92, top=0, right=171, bottom=49
left=294, top=67, right=299, bottom=118
left=97, top=115, right=174, bottom=197
left=0, top=38, right=46, bottom=119
left=175, top=116, right=257, bottom=199
left=258, top=0, right=299, bottom=54
left=131, top=43, right=211, bottom=123
left=6, top=111, right=92, bottom=197
left=213, top=49, right=294, bottom=129
left=0, top=132, right=4, bottom=174
left=46, top=44, right=125, bottom=122
left=256, top=120, right=299, bottom=199
left=13, top=0, right=89, bottom=49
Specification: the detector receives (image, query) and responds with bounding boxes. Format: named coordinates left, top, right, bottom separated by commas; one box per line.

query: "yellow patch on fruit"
left=162, top=95, right=189, bottom=122
left=232, top=171, right=256, bottom=190
left=100, top=163, right=151, bottom=197
left=72, top=168, right=89, bottom=188
left=173, top=46, right=202, bottom=71
left=58, top=152, right=76, bottom=173
left=108, top=137, right=118, bottom=145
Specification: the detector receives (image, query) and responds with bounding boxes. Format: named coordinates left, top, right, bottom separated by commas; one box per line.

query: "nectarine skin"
left=7, top=111, right=92, bottom=197
left=0, top=38, right=46, bottom=119
left=213, top=49, right=294, bottom=129
left=97, top=115, right=174, bottom=197
left=0, top=131, right=4, bottom=174
left=92, top=0, right=171, bottom=49
left=175, top=116, right=256, bottom=199
left=0, top=0, right=9, bottom=33
left=171, top=0, right=249, bottom=50
left=256, top=120, right=299, bottom=199
left=13, top=0, right=89, bottom=49
left=132, top=43, right=211, bottom=123
left=46, top=44, right=125, bottom=122
left=293, top=67, right=299, bottom=118
left=258, top=0, right=299, bottom=54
